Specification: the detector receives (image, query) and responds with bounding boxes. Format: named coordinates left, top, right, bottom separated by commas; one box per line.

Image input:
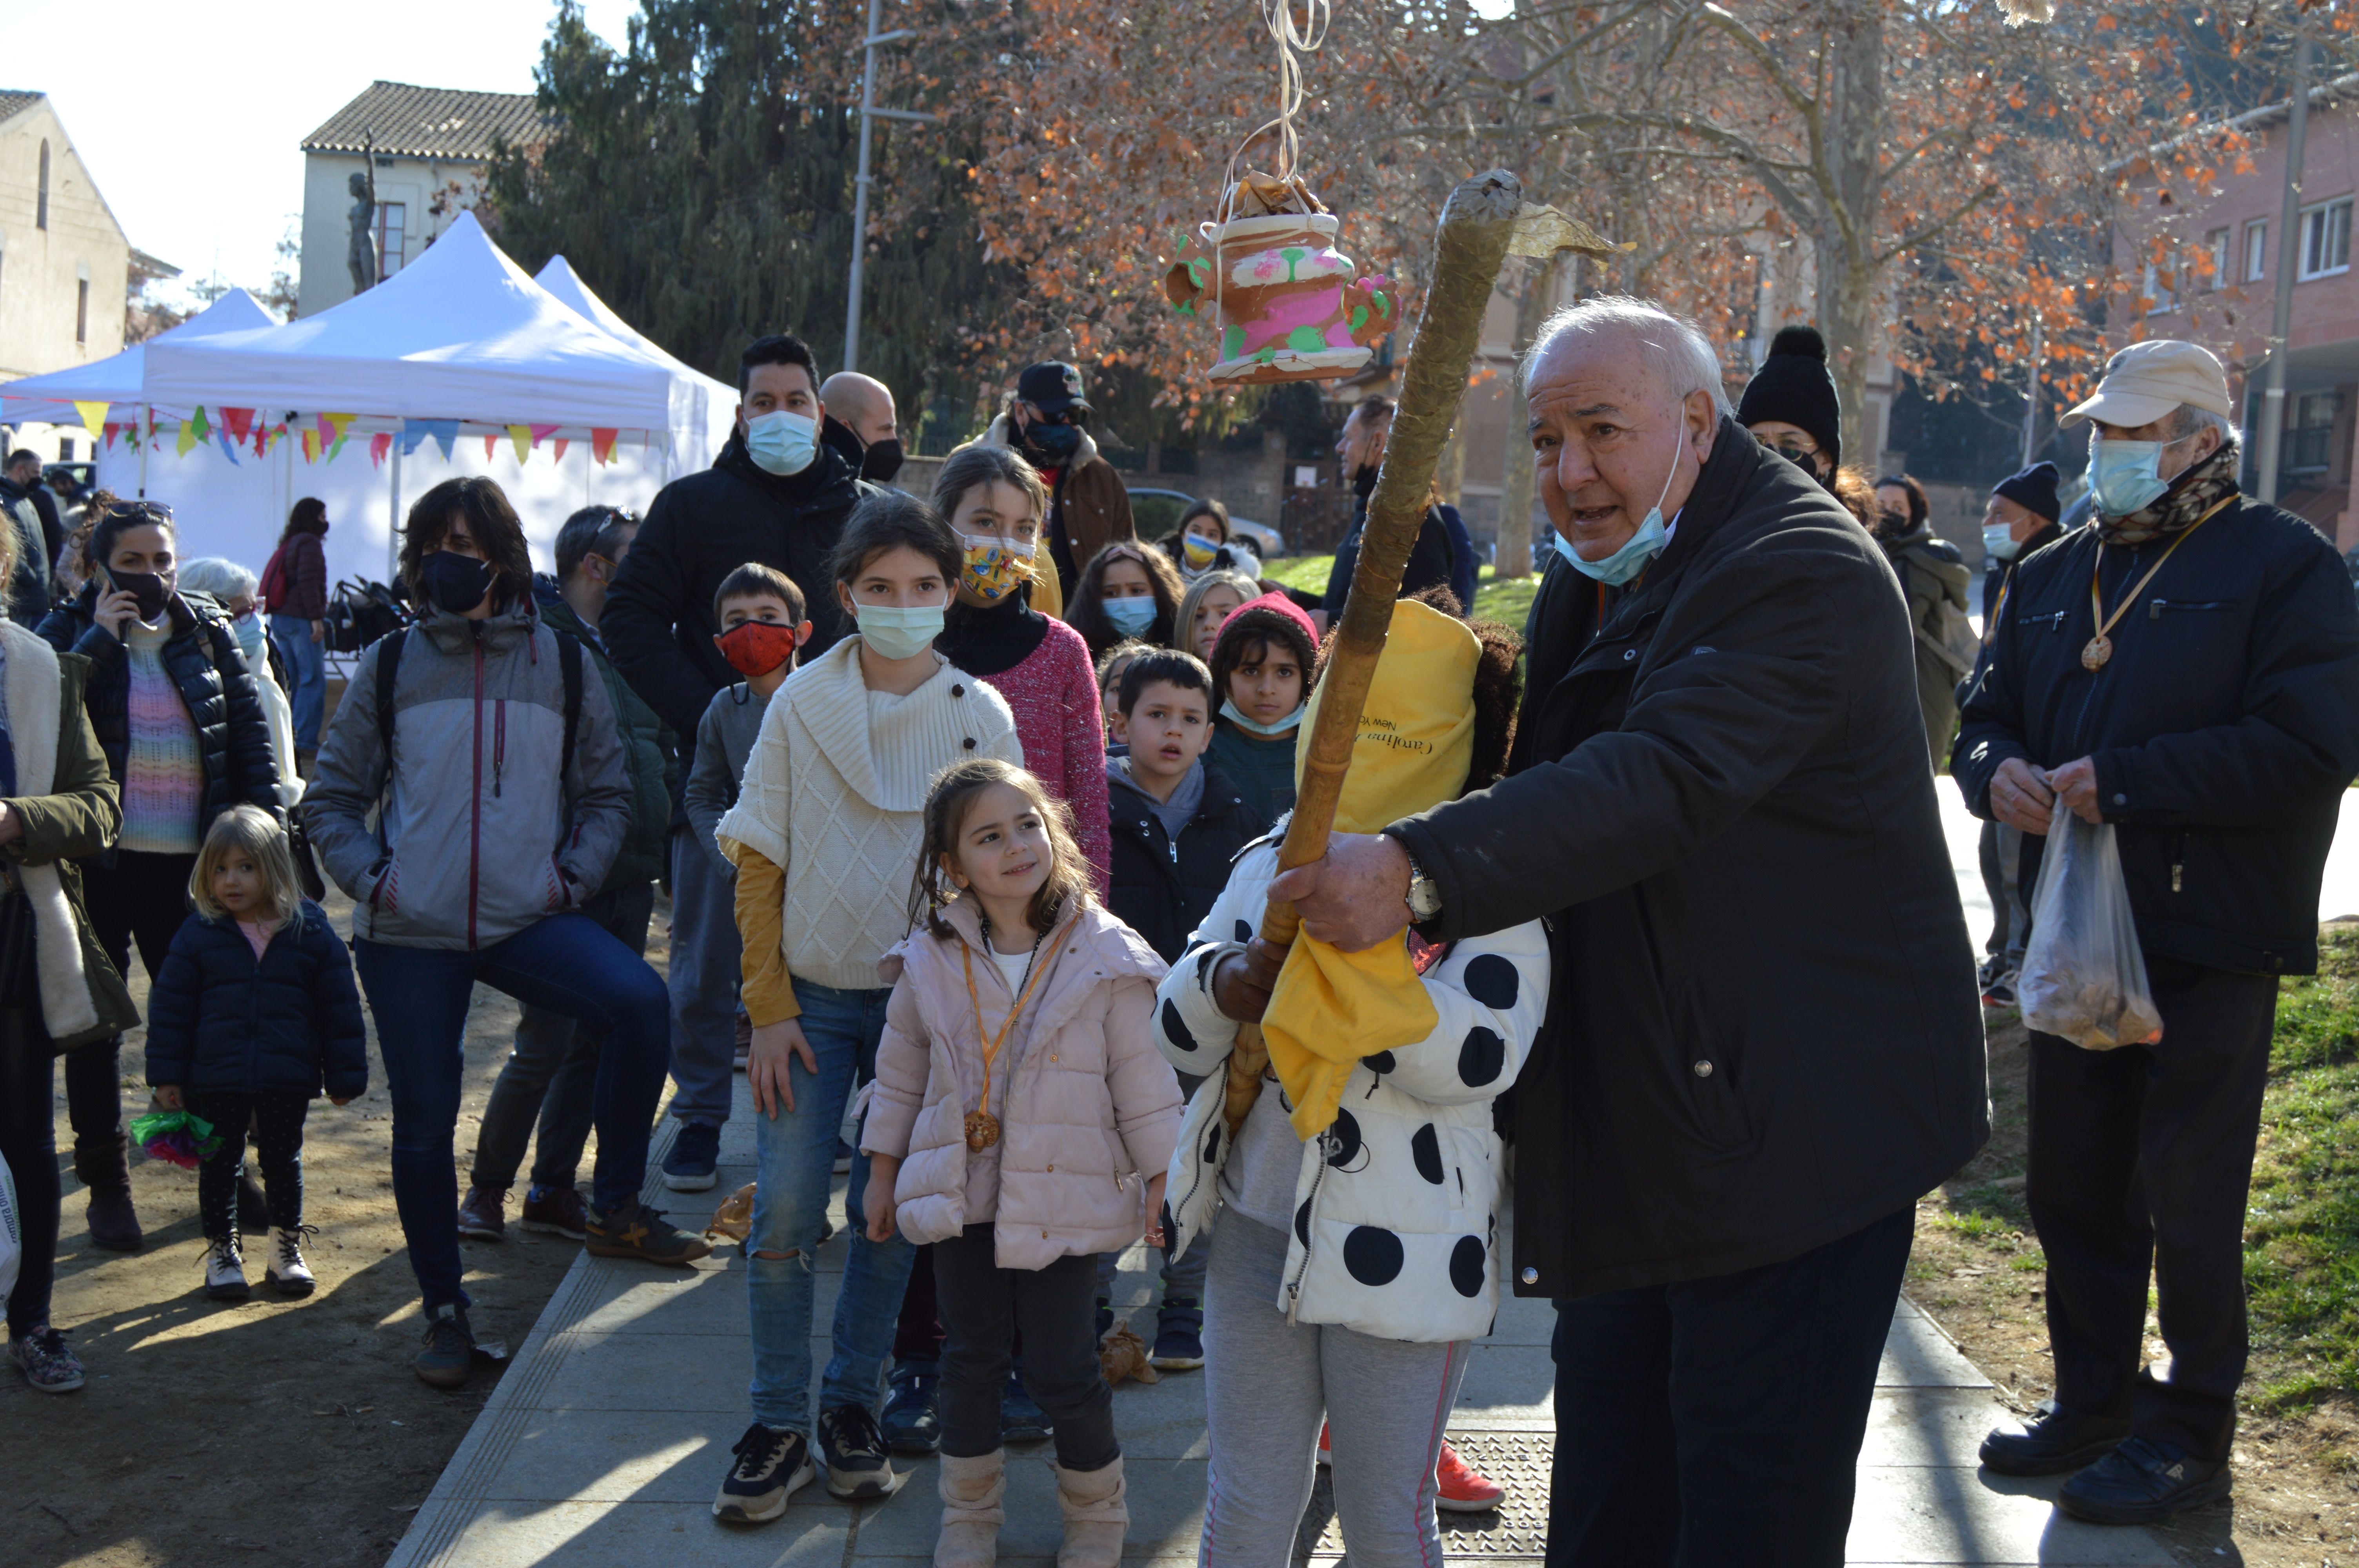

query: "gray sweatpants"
left=1199, top=1212, right=1470, bottom=1568
left=667, top=826, right=740, bottom=1127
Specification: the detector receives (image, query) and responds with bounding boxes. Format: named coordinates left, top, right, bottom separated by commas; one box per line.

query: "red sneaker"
left=1434, top=1439, right=1504, bottom=1513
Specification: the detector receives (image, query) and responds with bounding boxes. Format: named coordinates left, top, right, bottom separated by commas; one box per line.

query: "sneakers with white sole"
left=266, top=1225, right=319, bottom=1296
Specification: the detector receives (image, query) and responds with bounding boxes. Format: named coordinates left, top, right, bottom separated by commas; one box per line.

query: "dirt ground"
left=1914, top=1011, right=2359, bottom=1568
left=2, top=887, right=692, bottom=1568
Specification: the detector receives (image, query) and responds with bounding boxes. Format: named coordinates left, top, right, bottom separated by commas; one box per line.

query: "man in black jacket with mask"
left=1957, top=339, right=2359, bottom=1525
left=1263, top=297, right=1988, bottom=1565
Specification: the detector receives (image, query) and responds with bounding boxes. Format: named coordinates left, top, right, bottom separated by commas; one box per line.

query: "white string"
left=1218, top=0, right=1332, bottom=225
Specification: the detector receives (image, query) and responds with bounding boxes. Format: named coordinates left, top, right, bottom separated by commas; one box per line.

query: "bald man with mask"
left=819, top=372, right=905, bottom=485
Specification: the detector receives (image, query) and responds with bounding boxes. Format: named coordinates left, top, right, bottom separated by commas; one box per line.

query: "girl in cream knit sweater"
left=710, top=491, right=1022, bottom=1521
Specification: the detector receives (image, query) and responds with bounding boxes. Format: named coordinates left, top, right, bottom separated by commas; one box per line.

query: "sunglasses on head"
left=103, top=501, right=174, bottom=524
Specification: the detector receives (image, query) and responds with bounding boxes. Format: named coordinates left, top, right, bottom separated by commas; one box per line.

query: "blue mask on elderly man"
left=1552, top=433, right=1683, bottom=588
left=2086, top=431, right=2200, bottom=518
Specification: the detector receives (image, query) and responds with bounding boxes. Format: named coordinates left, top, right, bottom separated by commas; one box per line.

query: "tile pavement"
left=385, top=1086, right=2173, bottom=1568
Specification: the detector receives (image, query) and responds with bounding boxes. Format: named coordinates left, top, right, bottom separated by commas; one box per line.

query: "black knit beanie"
left=1736, top=325, right=1842, bottom=466
left=1992, top=461, right=2062, bottom=524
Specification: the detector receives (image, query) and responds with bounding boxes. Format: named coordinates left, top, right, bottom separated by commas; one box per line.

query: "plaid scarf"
left=2096, top=440, right=2241, bottom=546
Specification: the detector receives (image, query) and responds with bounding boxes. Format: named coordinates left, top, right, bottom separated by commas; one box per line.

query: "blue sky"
left=43, top=1, right=638, bottom=309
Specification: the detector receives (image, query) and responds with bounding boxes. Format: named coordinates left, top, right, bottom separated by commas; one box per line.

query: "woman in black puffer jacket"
left=34, top=499, right=281, bottom=1251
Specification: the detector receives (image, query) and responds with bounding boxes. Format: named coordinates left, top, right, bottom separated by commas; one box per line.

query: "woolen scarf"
left=2097, top=440, right=2241, bottom=547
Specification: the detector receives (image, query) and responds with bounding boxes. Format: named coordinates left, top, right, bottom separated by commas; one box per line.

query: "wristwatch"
left=1401, top=845, right=1443, bottom=923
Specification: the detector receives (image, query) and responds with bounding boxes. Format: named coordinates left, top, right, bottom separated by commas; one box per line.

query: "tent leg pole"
left=138, top=407, right=149, bottom=498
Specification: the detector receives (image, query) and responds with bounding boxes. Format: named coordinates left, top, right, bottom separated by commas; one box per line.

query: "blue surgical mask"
left=1554, top=437, right=1683, bottom=588
left=1220, top=697, right=1303, bottom=737
left=1983, top=522, right=2020, bottom=562
left=745, top=409, right=819, bottom=477
left=1103, top=596, right=1158, bottom=636
left=2086, top=432, right=2194, bottom=518
left=855, top=600, right=947, bottom=661
left=232, top=611, right=268, bottom=667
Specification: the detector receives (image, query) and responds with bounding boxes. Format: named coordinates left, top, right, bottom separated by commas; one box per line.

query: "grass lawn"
left=1263, top=552, right=1543, bottom=630
left=1910, top=926, right=2359, bottom=1561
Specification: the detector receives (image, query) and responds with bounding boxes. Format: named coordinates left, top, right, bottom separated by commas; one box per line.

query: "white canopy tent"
left=36, top=212, right=724, bottom=592
left=0, top=289, right=277, bottom=428
left=533, top=253, right=736, bottom=469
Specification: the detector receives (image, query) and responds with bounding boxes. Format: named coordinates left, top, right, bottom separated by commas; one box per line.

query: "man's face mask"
left=1020, top=412, right=1083, bottom=462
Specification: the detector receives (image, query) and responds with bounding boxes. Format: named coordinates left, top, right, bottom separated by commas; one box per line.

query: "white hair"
left=1522, top=295, right=1734, bottom=417
left=178, top=556, right=260, bottom=601
left=2172, top=405, right=2236, bottom=447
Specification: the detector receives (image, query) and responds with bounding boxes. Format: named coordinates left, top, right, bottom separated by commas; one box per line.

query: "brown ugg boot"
left=934, top=1448, right=1005, bottom=1568
left=1054, top=1455, right=1128, bottom=1568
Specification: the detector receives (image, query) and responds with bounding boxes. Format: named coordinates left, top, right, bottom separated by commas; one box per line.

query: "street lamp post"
left=844, top=0, right=934, bottom=374
left=2256, top=36, right=2314, bottom=506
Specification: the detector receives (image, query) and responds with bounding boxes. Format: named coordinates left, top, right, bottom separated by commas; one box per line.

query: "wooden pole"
left=1222, top=169, right=1531, bottom=1140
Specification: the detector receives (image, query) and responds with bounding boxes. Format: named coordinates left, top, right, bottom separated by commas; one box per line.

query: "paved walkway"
left=385, top=1089, right=2172, bottom=1567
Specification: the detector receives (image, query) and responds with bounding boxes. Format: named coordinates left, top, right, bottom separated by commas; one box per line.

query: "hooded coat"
left=1879, top=518, right=1975, bottom=768
left=1390, top=416, right=1989, bottom=1298
left=601, top=431, right=867, bottom=811
left=534, top=577, right=676, bottom=893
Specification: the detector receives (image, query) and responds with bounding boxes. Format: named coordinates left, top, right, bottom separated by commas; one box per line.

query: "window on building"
left=2141, top=261, right=2176, bottom=315
left=75, top=278, right=88, bottom=345
left=2289, top=389, right=2342, bottom=474
left=2205, top=229, right=2230, bottom=291
left=2300, top=196, right=2352, bottom=280
left=375, top=201, right=407, bottom=279
left=36, top=139, right=49, bottom=230
left=58, top=438, right=75, bottom=461
left=2246, top=220, right=2268, bottom=282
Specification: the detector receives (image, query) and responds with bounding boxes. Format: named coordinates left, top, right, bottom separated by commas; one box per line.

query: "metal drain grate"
left=1297, top=1431, right=1553, bottom=1561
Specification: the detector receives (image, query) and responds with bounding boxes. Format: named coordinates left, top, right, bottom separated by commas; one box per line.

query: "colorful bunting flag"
left=483, top=434, right=499, bottom=461
left=317, top=412, right=356, bottom=445
left=301, top=429, right=321, bottom=464
left=176, top=419, right=200, bottom=457
left=552, top=438, right=570, bottom=462
left=508, top=425, right=533, bottom=463
left=103, top=423, right=121, bottom=450
left=591, top=428, right=618, bottom=465
left=370, top=432, right=392, bottom=470
left=215, top=425, right=242, bottom=466
left=190, top=407, right=211, bottom=439
left=73, top=401, right=108, bottom=441
left=400, top=419, right=458, bottom=460
left=220, top=407, right=255, bottom=443
left=529, top=423, right=560, bottom=446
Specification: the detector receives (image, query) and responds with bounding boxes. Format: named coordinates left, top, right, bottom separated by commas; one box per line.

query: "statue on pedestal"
left=347, top=171, right=378, bottom=294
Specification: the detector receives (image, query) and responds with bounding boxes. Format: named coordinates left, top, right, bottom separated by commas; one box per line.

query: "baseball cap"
left=1016, top=361, right=1089, bottom=418
left=2060, top=339, right=2234, bottom=430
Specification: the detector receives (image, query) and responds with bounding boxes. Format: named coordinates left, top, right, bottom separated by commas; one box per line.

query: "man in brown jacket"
left=982, top=361, right=1135, bottom=599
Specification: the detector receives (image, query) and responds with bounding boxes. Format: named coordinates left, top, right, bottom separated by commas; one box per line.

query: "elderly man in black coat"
left=1272, top=297, right=1988, bottom=1565
left=1957, top=339, right=2359, bottom=1526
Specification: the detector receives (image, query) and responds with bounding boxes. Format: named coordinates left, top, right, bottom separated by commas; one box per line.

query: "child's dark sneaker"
left=414, top=1303, right=476, bottom=1389
left=9, top=1327, right=85, bottom=1393
left=663, top=1122, right=721, bottom=1191
left=713, top=1421, right=814, bottom=1522
left=204, top=1236, right=250, bottom=1301
left=816, top=1403, right=901, bottom=1498
left=267, top=1225, right=319, bottom=1296
left=1001, top=1364, right=1053, bottom=1443
left=520, top=1183, right=587, bottom=1240
left=880, top=1358, right=941, bottom=1454
left=585, top=1193, right=714, bottom=1267
left=1150, top=1298, right=1204, bottom=1370
left=457, top=1185, right=507, bottom=1241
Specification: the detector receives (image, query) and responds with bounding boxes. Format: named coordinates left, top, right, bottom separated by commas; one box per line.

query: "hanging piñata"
left=1163, top=0, right=1395, bottom=386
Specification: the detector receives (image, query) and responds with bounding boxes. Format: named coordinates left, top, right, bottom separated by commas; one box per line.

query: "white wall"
left=0, top=101, right=131, bottom=382
left=297, top=151, right=487, bottom=320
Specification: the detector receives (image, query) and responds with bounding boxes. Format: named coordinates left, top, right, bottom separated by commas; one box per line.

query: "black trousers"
left=1547, top=1205, right=1915, bottom=1568
left=0, top=1009, right=60, bottom=1336
left=188, top=1090, right=310, bottom=1241
left=932, top=1223, right=1117, bottom=1471
left=2027, top=956, right=2276, bottom=1461
left=68, top=849, right=196, bottom=1146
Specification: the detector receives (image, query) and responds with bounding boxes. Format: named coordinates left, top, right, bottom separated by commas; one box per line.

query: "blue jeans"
left=747, top=978, right=916, bottom=1436
left=269, top=613, right=326, bottom=751
left=667, top=826, right=740, bottom=1127
left=356, top=915, right=671, bottom=1312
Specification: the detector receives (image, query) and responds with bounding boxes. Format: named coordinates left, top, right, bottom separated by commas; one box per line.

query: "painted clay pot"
left=1165, top=211, right=1396, bottom=386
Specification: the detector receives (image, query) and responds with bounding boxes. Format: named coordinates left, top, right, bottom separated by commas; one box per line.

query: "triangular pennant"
left=74, top=401, right=108, bottom=440
left=176, top=418, right=199, bottom=457
left=215, top=425, right=242, bottom=466
left=220, top=407, right=255, bottom=442
left=252, top=424, right=267, bottom=458
left=553, top=438, right=570, bottom=462
left=190, top=406, right=211, bottom=439
left=508, top=425, right=533, bottom=463
left=103, top=423, right=121, bottom=450
left=370, top=432, right=393, bottom=470
left=326, top=431, right=349, bottom=463
left=301, top=428, right=320, bottom=464
left=529, top=423, right=560, bottom=446
left=591, top=428, right=618, bottom=464
left=318, top=412, right=356, bottom=445
left=483, top=434, right=499, bottom=460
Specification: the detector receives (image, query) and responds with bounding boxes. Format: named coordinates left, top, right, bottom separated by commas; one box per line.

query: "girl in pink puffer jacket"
left=862, top=758, right=1181, bottom=1568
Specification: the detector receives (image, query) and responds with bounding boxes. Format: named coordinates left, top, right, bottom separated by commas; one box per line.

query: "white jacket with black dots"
left=1153, top=838, right=1550, bottom=1343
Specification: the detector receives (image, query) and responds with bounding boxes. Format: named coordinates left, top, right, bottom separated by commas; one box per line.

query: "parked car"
left=1125, top=486, right=1285, bottom=559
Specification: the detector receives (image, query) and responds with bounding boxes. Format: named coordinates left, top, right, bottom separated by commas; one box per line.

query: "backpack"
left=373, top=624, right=586, bottom=792
left=258, top=541, right=291, bottom=608
left=1900, top=542, right=1979, bottom=684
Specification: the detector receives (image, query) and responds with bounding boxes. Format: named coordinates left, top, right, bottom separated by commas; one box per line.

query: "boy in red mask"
left=665, top=563, right=812, bottom=1189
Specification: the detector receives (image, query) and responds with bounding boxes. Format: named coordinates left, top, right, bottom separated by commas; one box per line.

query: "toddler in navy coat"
left=146, top=805, right=367, bottom=1300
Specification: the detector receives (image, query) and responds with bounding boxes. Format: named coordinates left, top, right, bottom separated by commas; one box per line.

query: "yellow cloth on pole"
left=1262, top=600, right=1480, bottom=1138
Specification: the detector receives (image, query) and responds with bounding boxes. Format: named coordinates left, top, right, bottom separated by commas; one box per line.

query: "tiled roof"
left=0, top=90, right=45, bottom=125
left=301, top=82, right=545, bottom=160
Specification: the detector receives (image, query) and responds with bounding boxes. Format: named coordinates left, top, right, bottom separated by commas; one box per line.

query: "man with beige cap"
left=1956, top=339, right=2359, bottom=1523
